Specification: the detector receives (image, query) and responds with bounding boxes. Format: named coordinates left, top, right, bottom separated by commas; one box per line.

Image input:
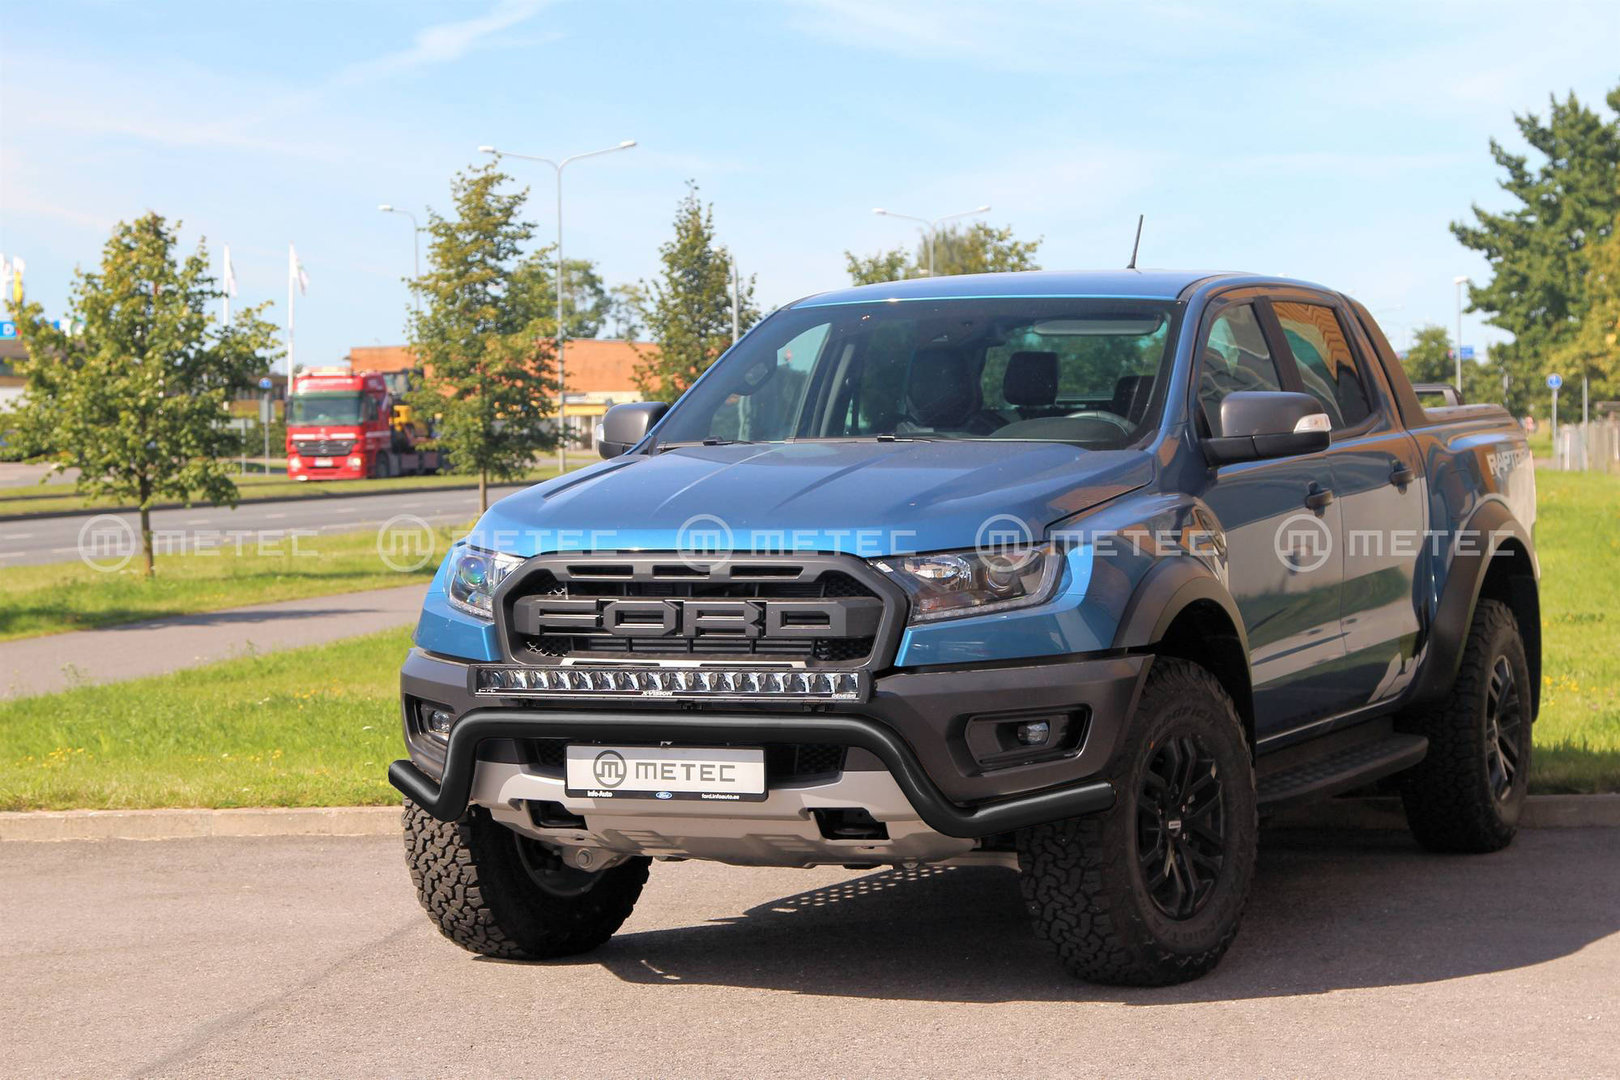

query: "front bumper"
left=390, top=648, right=1150, bottom=840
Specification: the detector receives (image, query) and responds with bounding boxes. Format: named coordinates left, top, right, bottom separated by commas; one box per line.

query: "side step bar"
left=1257, top=733, right=1428, bottom=810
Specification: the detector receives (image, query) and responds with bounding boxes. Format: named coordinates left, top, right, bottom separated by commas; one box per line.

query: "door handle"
left=1304, top=486, right=1335, bottom=513
left=1390, top=464, right=1415, bottom=488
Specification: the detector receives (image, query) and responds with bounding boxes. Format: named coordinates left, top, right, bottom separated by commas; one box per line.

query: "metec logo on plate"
left=592, top=750, right=627, bottom=788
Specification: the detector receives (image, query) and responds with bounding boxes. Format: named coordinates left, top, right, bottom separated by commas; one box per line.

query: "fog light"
left=416, top=701, right=455, bottom=740
left=288, top=455, right=302, bottom=469
left=348, top=455, right=363, bottom=468
left=1015, top=720, right=1051, bottom=746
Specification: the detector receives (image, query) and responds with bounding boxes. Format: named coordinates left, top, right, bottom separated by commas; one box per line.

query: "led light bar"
left=473, top=666, right=866, bottom=702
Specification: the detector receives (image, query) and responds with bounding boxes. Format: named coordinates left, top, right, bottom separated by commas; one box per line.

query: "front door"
left=1194, top=297, right=1347, bottom=738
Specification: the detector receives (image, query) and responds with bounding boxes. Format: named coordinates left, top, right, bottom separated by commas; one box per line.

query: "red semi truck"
left=285, top=368, right=441, bottom=480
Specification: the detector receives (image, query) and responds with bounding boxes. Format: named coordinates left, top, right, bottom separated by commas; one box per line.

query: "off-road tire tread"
left=1018, top=658, right=1257, bottom=986
left=1399, top=599, right=1529, bottom=854
left=403, top=799, right=648, bottom=959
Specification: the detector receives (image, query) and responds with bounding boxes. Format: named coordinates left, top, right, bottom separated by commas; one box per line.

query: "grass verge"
left=1528, top=470, right=1620, bottom=793
left=0, top=524, right=464, bottom=642
left=0, top=628, right=411, bottom=811
left=0, top=466, right=562, bottom=518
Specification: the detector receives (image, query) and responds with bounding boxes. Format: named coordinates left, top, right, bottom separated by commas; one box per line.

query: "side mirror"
left=597, top=401, right=670, bottom=459
left=1204, top=391, right=1330, bottom=465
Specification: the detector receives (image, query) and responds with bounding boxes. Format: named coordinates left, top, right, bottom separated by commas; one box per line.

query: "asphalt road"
left=0, top=483, right=532, bottom=567
left=3, top=826, right=1615, bottom=1078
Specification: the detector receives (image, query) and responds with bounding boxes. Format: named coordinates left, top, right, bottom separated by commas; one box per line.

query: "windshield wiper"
left=655, top=437, right=757, bottom=453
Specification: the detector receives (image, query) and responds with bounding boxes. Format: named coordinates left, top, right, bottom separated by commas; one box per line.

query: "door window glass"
left=1199, top=303, right=1284, bottom=436
left=1273, top=302, right=1372, bottom=429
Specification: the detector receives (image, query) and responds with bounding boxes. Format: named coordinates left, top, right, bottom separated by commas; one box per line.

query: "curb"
left=0, top=805, right=401, bottom=842
left=2, top=794, right=1617, bottom=842
left=1265, top=793, right=1620, bottom=831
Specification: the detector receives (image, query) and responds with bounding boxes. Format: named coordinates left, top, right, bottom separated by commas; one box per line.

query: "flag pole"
left=287, top=243, right=296, bottom=377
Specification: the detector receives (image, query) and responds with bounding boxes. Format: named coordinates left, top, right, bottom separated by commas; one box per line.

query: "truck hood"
left=470, top=441, right=1153, bottom=557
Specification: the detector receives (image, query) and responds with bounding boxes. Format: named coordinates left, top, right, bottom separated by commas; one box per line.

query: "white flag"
left=222, top=245, right=238, bottom=297
left=0, top=255, right=11, bottom=309
left=5, top=255, right=21, bottom=306
left=289, top=243, right=309, bottom=295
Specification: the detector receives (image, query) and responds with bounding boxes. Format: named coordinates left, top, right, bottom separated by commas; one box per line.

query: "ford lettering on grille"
left=511, top=597, right=882, bottom=640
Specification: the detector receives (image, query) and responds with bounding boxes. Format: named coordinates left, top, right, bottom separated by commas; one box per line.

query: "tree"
left=606, top=283, right=646, bottom=339
left=1452, top=85, right=1620, bottom=416
left=508, top=251, right=611, bottom=339
left=1399, top=324, right=1510, bottom=407
left=408, top=162, right=557, bottom=511
left=3, top=213, right=278, bottom=576
left=845, top=221, right=1042, bottom=285
left=633, top=182, right=757, bottom=403
left=1551, top=212, right=1620, bottom=401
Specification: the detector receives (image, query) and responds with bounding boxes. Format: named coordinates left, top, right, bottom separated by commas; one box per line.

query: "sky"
left=2, top=0, right=1618, bottom=370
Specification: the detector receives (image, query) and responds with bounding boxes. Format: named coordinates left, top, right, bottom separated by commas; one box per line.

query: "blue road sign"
left=258, top=377, right=273, bottom=390
left=1459, top=345, right=1475, bottom=360
left=0, top=321, right=15, bottom=339
left=1547, top=373, right=1563, bottom=391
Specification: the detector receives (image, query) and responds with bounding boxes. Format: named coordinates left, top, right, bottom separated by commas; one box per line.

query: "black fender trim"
left=388, top=710, right=1116, bottom=839
left=1111, top=557, right=1250, bottom=655
left=1404, top=499, right=1538, bottom=711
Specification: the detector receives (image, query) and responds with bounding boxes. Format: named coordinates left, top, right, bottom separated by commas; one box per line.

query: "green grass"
left=0, top=524, right=466, bottom=642
left=0, top=628, right=411, bottom=811
left=0, top=470, right=1614, bottom=811
left=1527, top=470, right=1620, bottom=793
left=0, top=466, right=563, bottom=518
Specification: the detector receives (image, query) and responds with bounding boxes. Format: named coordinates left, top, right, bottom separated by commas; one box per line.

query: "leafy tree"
left=1398, top=324, right=1512, bottom=407
left=3, top=212, right=278, bottom=576
left=408, top=162, right=557, bottom=511
left=1452, top=85, right=1620, bottom=416
left=845, top=221, right=1042, bottom=285
left=1551, top=212, right=1620, bottom=401
left=606, top=283, right=646, bottom=339
left=633, top=182, right=757, bottom=402
left=508, top=251, right=611, bottom=339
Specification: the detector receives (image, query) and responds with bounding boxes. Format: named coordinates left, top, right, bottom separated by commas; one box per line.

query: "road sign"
left=0, top=321, right=15, bottom=339
left=258, top=376, right=273, bottom=390
left=1547, top=373, right=1563, bottom=391
left=1459, top=345, right=1475, bottom=361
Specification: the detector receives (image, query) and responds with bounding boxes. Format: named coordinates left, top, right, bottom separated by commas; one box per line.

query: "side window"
left=1272, top=302, right=1372, bottom=429
left=710, top=322, right=829, bottom=440
left=1198, top=303, right=1284, bottom=436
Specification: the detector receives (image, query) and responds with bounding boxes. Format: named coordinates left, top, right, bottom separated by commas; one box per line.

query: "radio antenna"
left=1126, top=214, right=1144, bottom=269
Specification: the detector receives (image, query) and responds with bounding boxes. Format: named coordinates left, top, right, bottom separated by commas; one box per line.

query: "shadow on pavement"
left=575, top=827, right=1619, bottom=1003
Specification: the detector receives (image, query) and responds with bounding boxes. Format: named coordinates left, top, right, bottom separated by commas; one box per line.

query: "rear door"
left=1193, top=292, right=1348, bottom=738
left=1271, top=293, right=1426, bottom=708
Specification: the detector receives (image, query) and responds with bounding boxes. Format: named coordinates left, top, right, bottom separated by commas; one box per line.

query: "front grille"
left=528, top=739, right=844, bottom=783
left=292, top=439, right=353, bottom=457
left=499, top=556, right=893, bottom=669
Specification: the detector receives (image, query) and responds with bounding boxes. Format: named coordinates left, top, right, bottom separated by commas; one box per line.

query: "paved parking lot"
left=3, top=826, right=1616, bottom=1078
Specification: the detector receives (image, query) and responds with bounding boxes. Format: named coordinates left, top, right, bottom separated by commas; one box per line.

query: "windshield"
left=289, top=392, right=364, bottom=425
left=653, top=298, right=1179, bottom=449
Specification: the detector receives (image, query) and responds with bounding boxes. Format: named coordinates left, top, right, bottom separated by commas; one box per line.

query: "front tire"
left=1017, top=657, right=1257, bottom=986
left=1399, top=599, right=1531, bottom=853
left=403, top=800, right=649, bottom=959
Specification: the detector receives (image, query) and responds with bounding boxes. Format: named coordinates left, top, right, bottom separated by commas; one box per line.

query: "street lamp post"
left=378, top=204, right=421, bottom=315
left=873, top=205, right=991, bottom=276
left=479, top=140, right=636, bottom=471
left=1453, top=275, right=1469, bottom=393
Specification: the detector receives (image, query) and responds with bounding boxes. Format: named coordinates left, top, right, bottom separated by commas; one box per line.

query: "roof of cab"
left=791, top=269, right=1245, bottom=308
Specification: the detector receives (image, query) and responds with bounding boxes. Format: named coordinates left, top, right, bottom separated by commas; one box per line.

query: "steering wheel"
left=1063, top=409, right=1133, bottom=432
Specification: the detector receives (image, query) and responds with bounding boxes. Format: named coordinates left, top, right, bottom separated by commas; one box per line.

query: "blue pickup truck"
left=390, top=270, right=1539, bottom=985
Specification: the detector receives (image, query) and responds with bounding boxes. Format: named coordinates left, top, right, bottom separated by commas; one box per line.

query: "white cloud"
left=335, top=0, right=556, bottom=86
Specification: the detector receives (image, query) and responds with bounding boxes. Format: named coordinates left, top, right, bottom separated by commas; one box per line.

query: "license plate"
left=314, top=457, right=333, bottom=467
left=565, top=745, right=766, bottom=802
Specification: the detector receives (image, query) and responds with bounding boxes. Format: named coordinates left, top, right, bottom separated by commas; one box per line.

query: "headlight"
left=446, top=548, right=524, bottom=619
left=873, top=544, right=1063, bottom=623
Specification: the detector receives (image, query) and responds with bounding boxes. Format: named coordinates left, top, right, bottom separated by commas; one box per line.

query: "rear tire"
left=1017, top=657, right=1257, bottom=985
left=1399, top=599, right=1531, bottom=853
left=403, top=800, right=649, bottom=959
